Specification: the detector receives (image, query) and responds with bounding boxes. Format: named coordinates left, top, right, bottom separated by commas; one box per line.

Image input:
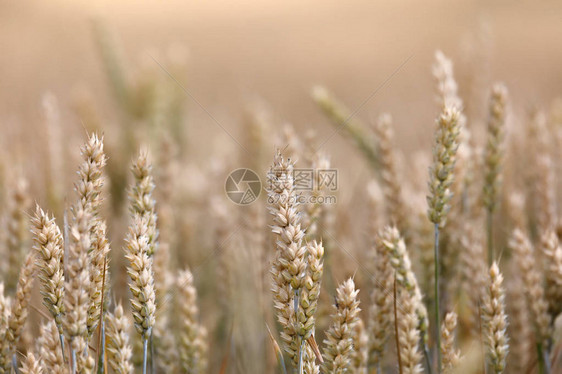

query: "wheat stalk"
left=427, top=105, right=462, bottom=373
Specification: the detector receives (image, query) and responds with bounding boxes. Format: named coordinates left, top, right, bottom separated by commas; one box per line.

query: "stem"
left=487, top=210, right=494, bottom=266
left=97, top=320, right=106, bottom=374
left=59, top=333, right=67, bottom=363
left=423, top=343, right=434, bottom=374
left=71, top=348, right=77, bottom=374
left=150, top=331, right=155, bottom=374
left=12, top=353, right=20, bottom=374
left=143, top=337, right=149, bottom=374
left=393, top=275, right=403, bottom=374
left=297, top=339, right=305, bottom=374
left=537, top=343, right=551, bottom=374
left=434, top=223, right=441, bottom=374
left=55, top=321, right=67, bottom=364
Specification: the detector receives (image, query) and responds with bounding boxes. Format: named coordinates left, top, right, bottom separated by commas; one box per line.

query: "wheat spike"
left=63, top=207, right=93, bottom=372
left=129, top=151, right=158, bottom=257
left=367, top=228, right=394, bottom=368
left=297, top=240, right=324, bottom=340
left=322, top=278, right=360, bottom=374
left=123, top=215, right=156, bottom=339
left=379, top=226, right=428, bottom=342
left=483, top=83, right=508, bottom=214
left=427, top=107, right=462, bottom=227
left=38, top=321, right=65, bottom=374
left=441, top=311, right=460, bottom=373
left=0, top=250, right=35, bottom=372
left=482, top=262, right=509, bottom=373
left=31, top=206, right=65, bottom=328
left=267, top=150, right=307, bottom=365
left=20, top=352, right=43, bottom=374
left=509, top=229, right=551, bottom=344
left=373, top=113, right=408, bottom=234
left=506, top=272, right=533, bottom=373
left=176, top=269, right=203, bottom=372
left=351, top=318, right=368, bottom=374
left=396, top=284, right=423, bottom=374
left=538, top=229, right=562, bottom=316
left=87, top=219, right=111, bottom=337
left=106, top=303, right=134, bottom=374
left=75, top=133, right=107, bottom=215
left=5, top=178, right=31, bottom=293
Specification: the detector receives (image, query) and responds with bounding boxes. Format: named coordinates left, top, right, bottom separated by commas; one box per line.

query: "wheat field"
left=1, top=1, right=562, bottom=374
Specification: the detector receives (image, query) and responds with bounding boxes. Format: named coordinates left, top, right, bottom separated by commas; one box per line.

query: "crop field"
left=1, top=1, right=562, bottom=373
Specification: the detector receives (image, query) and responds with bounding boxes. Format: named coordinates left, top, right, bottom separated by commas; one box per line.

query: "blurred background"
left=2, top=0, right=562, bottom=159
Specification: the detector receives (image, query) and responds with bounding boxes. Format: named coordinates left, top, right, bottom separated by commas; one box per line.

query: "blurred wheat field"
left=1, top=1, right=562, bottom=374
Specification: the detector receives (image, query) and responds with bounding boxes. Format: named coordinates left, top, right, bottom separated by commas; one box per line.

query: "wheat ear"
left=481, top=262, right=508, bottom=374
left=298, top=240, right=324, bottom=374
left=20, top=353, right=43, bottom=374
left=379, top=227, right=428, bottom=345
left=267, top=150, right=307, bottom=366
left=440, top=311, right=460, bottom=373
left=427, top=106, right=461, bottom=374
left=367, top=227, right=395, bottom=370
left=483, top=83, right=508, bottom=265
left=351, top=318, right=368, bottom=374
left=129, top=151, right=158, bottom=257
left=322, top=278, right=360, bottom=373
left=75, top=133, right=107, bottom=215
left=509, top=228, right=551, bottom=372
left=106, top=303, right=134, bottom=374
left=396, top=283, right=423, bottom=374
left=31, top=207, right=65, bottom=329
left=38, top=321, right=65, bottom=374
left=373, top=113, right=408, bottom=234
left=63, top=207, right=94, bottom=374
left=5, top=178, right=31, bottom=293
left=506, top=272, right=532, bottom=373
left=1, top=250, right=36, bottom=372
left=176, top=269, right=203, bottom=372
left=87, top=219, right=111, bottom=337
left=538, top=229, right=562, bottom=316
left=123, top=215, right=155, bottom=373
